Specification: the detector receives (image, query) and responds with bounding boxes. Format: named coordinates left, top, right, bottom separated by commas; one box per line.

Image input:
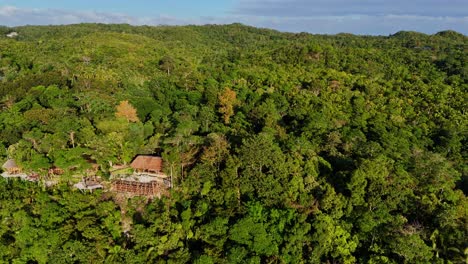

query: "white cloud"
left=231, top=0, right=468, bottom=34
left=235, top=0, right=468, bottom=17
left=0, top=5, right=18, bottom=16
left=0, top=5, right=194, bottom=26
left=238, top=14, right=468, bottom=35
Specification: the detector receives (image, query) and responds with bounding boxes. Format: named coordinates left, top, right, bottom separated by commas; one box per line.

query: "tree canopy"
left=0, top=23, right=466, bottom=263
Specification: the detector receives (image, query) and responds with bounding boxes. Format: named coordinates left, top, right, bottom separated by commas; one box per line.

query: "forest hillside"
left=0, top=24, right=466, bottom=263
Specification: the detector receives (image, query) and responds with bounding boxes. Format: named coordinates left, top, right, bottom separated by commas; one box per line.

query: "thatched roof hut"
left=131, top=155, right=163, bottom=173
left=2, top=159, right=21, bottom=174
left=48, top=167, right=64, bottom=175
left=3, top=159, right=17, bottom=169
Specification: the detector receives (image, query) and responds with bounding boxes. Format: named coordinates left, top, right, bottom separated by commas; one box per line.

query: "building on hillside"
left=112, top=155, right=170, bottom=197
left=131, top=155, right=163, bottom=174
left=74, top=177, right=103, bottom=192
left=112, top=179, right=169, bottom=197
left=6, top=32, right=18, bottom=38
left=25, top=173, right=40, bottom=182
left=2, top=159, right=22, bottom=174
left=48, top=166, right=64, bottom=176
left=1, top=159, right=28, bottom=179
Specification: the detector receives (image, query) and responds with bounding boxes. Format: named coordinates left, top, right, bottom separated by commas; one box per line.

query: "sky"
left=0, top=0, right=466, bottom=35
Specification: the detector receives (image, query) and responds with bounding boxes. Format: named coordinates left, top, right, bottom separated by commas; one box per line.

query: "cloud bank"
left=0, top=6, right=192, bottom=26
left=239, top=14, right=468, bottom=35
left=0, top=5, right=466, bottom=35
left=232, top=0, right=468, bottom=34
left=235, top=0, right=468, bottom=17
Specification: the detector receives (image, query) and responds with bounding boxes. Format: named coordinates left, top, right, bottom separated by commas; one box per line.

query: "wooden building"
left=48, top=167, right=64, bottom=176
left=131, top=155, right=163, bottom=174
left=112, top=180, right=169, bottom=197
left=2, top=159, right=21, bottom=174
left=112, top=155, right=170, bottom=197
left=25, top=173, right=40, bottom=182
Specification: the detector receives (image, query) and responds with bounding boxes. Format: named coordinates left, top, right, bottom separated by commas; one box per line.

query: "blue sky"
left=0, top=0, right=466, bottom=35
left=0, top=0, right=236, bottom=17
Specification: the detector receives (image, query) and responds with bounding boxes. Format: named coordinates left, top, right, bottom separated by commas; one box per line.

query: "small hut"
left=2, top=159, right=21, bottom=174
left=74, top=180, right=103, bottom=192
left=131, top=155, right=163, bottom=174
left=48, top=166, right=64, bottom=176
left=25, top=173, right=40, bottom=182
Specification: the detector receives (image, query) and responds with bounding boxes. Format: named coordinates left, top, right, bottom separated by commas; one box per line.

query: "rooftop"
left=2, top=159, right=18, bottom=169
left=131, top=155, right=163, bottom=172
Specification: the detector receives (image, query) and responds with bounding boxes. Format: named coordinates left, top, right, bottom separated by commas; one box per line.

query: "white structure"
left=1, top=171, right=28, bottom=179
left=74, top=179, right=103, bottom=192
left=6, top=32, right=18, bottom=38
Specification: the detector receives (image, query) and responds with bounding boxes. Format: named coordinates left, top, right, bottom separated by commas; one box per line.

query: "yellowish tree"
left=218, top=87, right=238, bottom=124
left=115, top=100, right=139, bottom=122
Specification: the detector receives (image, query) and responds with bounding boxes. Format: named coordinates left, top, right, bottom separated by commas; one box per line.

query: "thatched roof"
left=2, top=159, right=18, bottom=169
left=131, top=155, right=163, bottom=172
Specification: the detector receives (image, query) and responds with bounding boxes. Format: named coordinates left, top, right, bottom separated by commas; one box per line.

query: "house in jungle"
left=111, top=155, right=170, bottom=197
left=1, top=159, right=28, bottom=179
left=2, top=159, right=21, bottom=175
left=74, top=177, right=104, bottom=192
left=2, top=159, right=42, bottom=182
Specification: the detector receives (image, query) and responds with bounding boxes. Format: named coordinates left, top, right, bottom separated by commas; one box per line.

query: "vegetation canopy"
left=0, top=23, right=466, bottom=263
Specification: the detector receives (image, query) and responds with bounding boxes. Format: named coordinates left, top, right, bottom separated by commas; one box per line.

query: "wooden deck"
left=111, top=179, right=169, bottom=197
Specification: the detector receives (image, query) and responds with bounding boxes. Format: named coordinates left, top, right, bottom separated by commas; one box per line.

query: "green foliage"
left=0, top=23, right=466, bottom=263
